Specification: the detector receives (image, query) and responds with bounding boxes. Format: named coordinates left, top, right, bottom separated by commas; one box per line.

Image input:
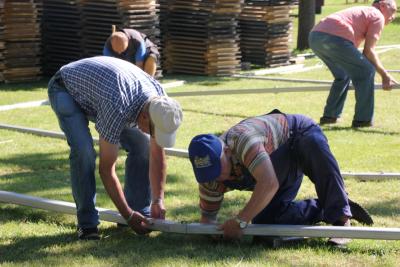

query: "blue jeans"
left=48, top=73, right=151, bottom=229
left=309, top=31, right=375, bottom=122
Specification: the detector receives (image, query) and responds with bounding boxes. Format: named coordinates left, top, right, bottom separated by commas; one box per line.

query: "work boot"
left=348, top=199, right=374, bottom=225
left=352, top=120, right=373, bottom=128
left=77, top=227, right=100, bottom=240
left=319, top=116, right=338, bottom=125
left=327, top=218, right=351, bottom=247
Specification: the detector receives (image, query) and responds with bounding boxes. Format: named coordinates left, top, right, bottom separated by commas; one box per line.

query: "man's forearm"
left=100, top=171, right=132, bottom=219
left=363, top=48, right=387, bottom=77
left=238, top=179, right=279, bottom=222
left=149, top=140, right=167, bottom=201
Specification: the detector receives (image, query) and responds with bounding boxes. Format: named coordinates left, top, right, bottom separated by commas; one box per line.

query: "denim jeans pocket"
left=49, top=90, right=80, bottom=117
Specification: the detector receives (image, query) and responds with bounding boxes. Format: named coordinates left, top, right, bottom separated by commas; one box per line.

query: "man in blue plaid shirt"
left=48, top=56, right=183, bottom=240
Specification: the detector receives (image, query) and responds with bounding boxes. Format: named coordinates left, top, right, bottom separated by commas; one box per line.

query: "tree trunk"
left=297, top=0, right=316, bottom=50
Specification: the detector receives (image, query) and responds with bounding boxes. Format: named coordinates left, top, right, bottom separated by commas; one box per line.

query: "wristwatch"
left=235, top=216, right=248, bottom=229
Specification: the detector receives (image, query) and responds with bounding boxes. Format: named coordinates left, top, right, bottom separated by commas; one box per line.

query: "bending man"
left=188, top=110, right=372, bottom=246
left=48, top=56, right=182, bottom=240
left=309, top=0, right=398, bottom=127
left=103, top=28, right=160, bottom=77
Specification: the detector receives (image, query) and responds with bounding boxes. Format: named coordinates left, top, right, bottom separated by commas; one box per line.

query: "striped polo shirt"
left=199, top=113, right=289, bottom=218
left=60, top=56, right=165, bottom=144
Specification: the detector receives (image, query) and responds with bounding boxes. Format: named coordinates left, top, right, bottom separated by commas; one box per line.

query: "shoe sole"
left=348, top=199, right=374, bottom=225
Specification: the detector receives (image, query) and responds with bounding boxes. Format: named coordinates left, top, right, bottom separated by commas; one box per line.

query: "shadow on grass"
left=0, top=79, right=49, bottom=92
left=0, top=171, right=70, bottom=193
left=321, top=125, right=400, bottom=136
left=0, top=151, right=72, bottom=193
left=0, top=151, right=69, bottom=173
left=365, top=199, right=400, bottom=217
left=0, top=205, right=49, bottom=223
left=1, top=220, right=398, bottom=265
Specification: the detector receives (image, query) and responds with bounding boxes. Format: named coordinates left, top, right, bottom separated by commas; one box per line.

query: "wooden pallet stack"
left=118, top=0, right=160, bottom=40
left=81, top=0, right=160, bottom=57
left=80, top=0, right=121, bottom=57
left=0, top=1, right=4, bottom=82
left=41, top=0, right=83, bottom=76
left=163, top=0, right=243, bottom=76
left=158, top=0, right=169, bottom=70
left=2, top=0, right=42, bottom=83
left=240, top=0, right=295, bottom=67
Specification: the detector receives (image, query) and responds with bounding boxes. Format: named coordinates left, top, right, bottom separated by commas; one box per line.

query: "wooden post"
left=297, top=0, right=316, bottom=50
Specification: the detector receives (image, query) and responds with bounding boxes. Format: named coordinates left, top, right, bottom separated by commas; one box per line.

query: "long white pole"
left=167, top=84, right=400, bottom=97
left=1, top=123, right=399, bottom=180
left=232, top=75, right=332, bottom=84
left=1, top=190, right=399, bottom=240
left=0, top=123, right=187, bottom=158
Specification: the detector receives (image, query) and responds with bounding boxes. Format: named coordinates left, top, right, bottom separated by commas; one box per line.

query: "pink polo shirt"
left=312, top=6, right=385, bottom=48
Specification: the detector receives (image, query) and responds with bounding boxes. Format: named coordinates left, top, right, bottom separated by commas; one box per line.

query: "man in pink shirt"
left=309, top=0, right=398, bottom=127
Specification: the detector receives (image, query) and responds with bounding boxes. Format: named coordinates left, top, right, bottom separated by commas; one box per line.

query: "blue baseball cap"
left=188, top=134, right=223, bottom=183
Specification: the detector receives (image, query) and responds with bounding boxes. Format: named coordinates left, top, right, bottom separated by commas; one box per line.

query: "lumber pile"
left=162, top=0, right=243, bottom=76
left=41, top=0, right=161, bottom=76
left=2, top=0, right=42, bottom=83
left=81, top=0, right=160, bottom=57
left=41, top=0, right=83, bottom=76
left=240, top=0, right=295, bottom=67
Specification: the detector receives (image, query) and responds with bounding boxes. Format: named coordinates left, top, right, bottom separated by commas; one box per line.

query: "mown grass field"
left=1, top=1, right=399, bottom=266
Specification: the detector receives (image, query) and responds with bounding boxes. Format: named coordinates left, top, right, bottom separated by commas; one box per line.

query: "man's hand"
left=382, top=73, right=399, bottom=90
left=217, top=218, right=243, bottom=240
left=151, top=200, right=166, bottom=219
left=127, top=211, right=152, bottom=235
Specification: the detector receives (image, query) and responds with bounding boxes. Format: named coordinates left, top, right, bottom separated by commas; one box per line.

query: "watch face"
left=239, top=221, right=247, bottom=229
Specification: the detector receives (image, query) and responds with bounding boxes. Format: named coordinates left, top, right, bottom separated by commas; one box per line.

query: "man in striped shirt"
left=188, top=110, right=372, bottom=246
left=48, top=56, right=182, bottom=240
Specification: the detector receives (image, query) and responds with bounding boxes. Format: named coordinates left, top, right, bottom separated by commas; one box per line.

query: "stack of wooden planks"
left=81, top=0, right=160, bottom=57
left=41, top=0, right=83, bottom=76
left=2, top=0, right=42, bottom=83
left=40, top=0, right=161, bottom=76
left=240, top=0, right=295, bottom=67
left=162, top=0, right=243, bottom=76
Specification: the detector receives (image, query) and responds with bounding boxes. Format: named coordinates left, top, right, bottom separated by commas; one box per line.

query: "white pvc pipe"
left=162, top=80, right=186, bottom=89
left=1, top=190, right=399, bottom=240
left=232, top=75, right=332, bottom=84
left=0, top=123, right=186, bottom=158
left=0, top=100, right=49, bottom=111
left=341, top=172, right=400, bottom=181
left=1, top=123, right=399, bottom=180
left=1, top=85, right=399, bottom=114
left=167, top=84, right=400, bottom=97
left=0, top=82, right=184, bottom=112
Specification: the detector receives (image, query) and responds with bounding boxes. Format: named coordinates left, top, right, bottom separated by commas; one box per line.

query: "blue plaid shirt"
left=60, top=56, right=165, bottom=144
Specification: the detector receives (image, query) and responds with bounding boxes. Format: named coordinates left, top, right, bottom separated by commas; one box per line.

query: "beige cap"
left=149, top=97, right=183, bottom=148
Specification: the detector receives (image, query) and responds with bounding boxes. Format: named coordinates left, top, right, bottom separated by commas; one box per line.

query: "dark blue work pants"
left=252, top=114, right=351, bottom=225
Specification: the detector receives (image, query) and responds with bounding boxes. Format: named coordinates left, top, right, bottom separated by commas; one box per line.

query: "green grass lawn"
left=1, top=1, right=400, bottom=266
